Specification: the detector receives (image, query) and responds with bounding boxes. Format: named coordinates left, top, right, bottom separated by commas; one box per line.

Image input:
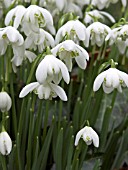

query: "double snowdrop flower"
left=19, top=81, right=68, bottom=101
left=55, top=20, right=88, bottom=44
left=106, top=25, right=128, bottom=54
left=19, top=54, right=70, bottom=101
left=75, top=126, right=99, bottom=147
left=0, top=91, right=12, bottom=113
left=84, top=10, right=115, bottom=25
left=0, top=26, right=25, bottom=67
left=36, top=54, right=70, bottom=84
left=25, top=29, right=55, bottom=52
left=93, top=68, right=128, bottom=94
left=85, top=22, right=111, bottom=47
left=91, top=0, right=126, bottom=10
left=0, top=131, right=12, bottom=155
left=5, top=5, right=55, bottom=35
left=51, top=40, right=89, bottom=71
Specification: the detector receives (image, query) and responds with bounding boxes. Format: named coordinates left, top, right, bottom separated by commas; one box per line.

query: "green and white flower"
left=0, top=92, right=12, bottom=113
left=19, top=82, right=68, bottom=101
left=75, top=126, right=99, bottom=147
left=93, top=68, right=128, bottom=93
left=51, top=40, right=89, bottom=71
left=55, top=20, right=87, bottom=44
left=86, top=22, right=111, bottom=47
left=105, top=25, right=128, bottom=54
left=36, top=54, right=70, bottom=85
left=0, top=131, right=12, bottom=155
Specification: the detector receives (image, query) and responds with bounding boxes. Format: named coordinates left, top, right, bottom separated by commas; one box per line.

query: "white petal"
left=36, top=59, right=48, bottom=84
left=74, top=21, right=86, bottom=41
left=14, top=6, right=26, bottom=28
left=75, top=55, right=87, bottom=69
left=89, top=127, right=99, bottom=147
left=19, top=82, right=39, bottom=98
left=59, top=59, right=70, bottom=84
left=50, top=83, right=67, bottom=101
left=118, top=70, right=128, bottom=87
left=93, top=71, right=106, bottom=91
left=56, top=0, right=65, bottom=10
left=25, top=50, right=37, bottom=63
left=5, top=8, right=15, bottom=26
left=74, top=127, right=86, bottom=146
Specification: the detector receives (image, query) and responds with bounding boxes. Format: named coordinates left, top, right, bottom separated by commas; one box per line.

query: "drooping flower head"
left=51, top=40, right=89, bottom=71
left=84, top=10, right=115, bottom=25
left=105, top=25, right=128, bottom=54
left=0, top=131, right=12, bottom=155
left=55, top=20, right=88, bottom=44
left=0, top=91, right=12, bottom=113
left=25, top=29, right=55, bottom=52
left=85, top=22, right=111, bottom=47
left=19, top=82, right=68, bottom=101
left=36, top=54, right=70, bottom=85
left=93, top=68, right=128, bottom=93
left=75, top=126, right=99, bottom=147
left=5, top=5, right=55, bottom=35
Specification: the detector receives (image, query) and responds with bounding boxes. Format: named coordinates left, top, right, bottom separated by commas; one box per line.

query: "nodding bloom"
left=93, top=68, right=128, bottom=94
left=105, top=25, right=128, bottom=54
left=0, top=26, right=25, bottom=67
left=90, top=0, right=126, bottom=10
left=36, top=54, right=70, bottom=85
left=85, top=22, right=111, bottom=47
left=19, top=81, right=68, bottom=101
left=84, top=10, right=115, bottom=25
left=0, top=91, right=12, bottom=113
left=75, top=126, right=99, bottom=147
left=25, top=29, right=55, bottom=52
left=5, top=5, right=55, bottom=35
left=0, top=131, right=12, bottom=155
left=55, top=20, right=88, bottom=44
left=51, top=40, right=89, bottom=71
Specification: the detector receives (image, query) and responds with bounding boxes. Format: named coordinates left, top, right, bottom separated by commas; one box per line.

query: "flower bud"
left=0, top=92, right=12, bottom=112
left=0, top=131, right=12, bottom=155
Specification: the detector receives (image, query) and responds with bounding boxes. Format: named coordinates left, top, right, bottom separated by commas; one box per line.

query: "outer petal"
left=75, top=55, right=87, bottom=69
left=36, top=59, right=48, bottom=84
left=50, top=83, right=67, bottom=101
left=59, top=60, right=70, bottom=84
left=14, top=6, right=26, bottom=28
left=74, top=20, right=86, bottom=41
left=74, top=127, right=86, bottom=146
left=89, top=127, right=99, bottom=147
left=118, top=70, right=128, bottom=87
left=25, top=50, right=37, bottom=63
left=5, top=8, right=15, bottom=26
left=19, top=82, right=40, bottom=98
left=93, top=71, right=106, bottom=91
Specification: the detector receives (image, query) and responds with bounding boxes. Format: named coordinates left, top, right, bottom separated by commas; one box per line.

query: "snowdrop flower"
left=25, top=29, right=55, bottom=52
left=51, top=40, right=89, bottom=71
left=19, top=82, right=68, bottom=101
left=91, top=0, right=126, bottom=9
left=5, top=5, right=26, bottom=29
left=5, top=5, right=55, bottom=35
left=55, top=20, right=88, bottom=44
left=75, top=126, right=99, bottom=147
left=93, top=68, right=128, bottom=93
left=36, top=55, right=70, bottom=84
left=106, top=25, right=128, bottom=54
left=22, top=5, right=55, bottom=35
left=86, top=22, right=111, bottom=47
left=0, top=92, right=12, bottom=113
left=0, top=131, right=12, bottom=155
left=84, top=10, right=115, bottom=25
left=0, top=26, right=24, bottom=55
